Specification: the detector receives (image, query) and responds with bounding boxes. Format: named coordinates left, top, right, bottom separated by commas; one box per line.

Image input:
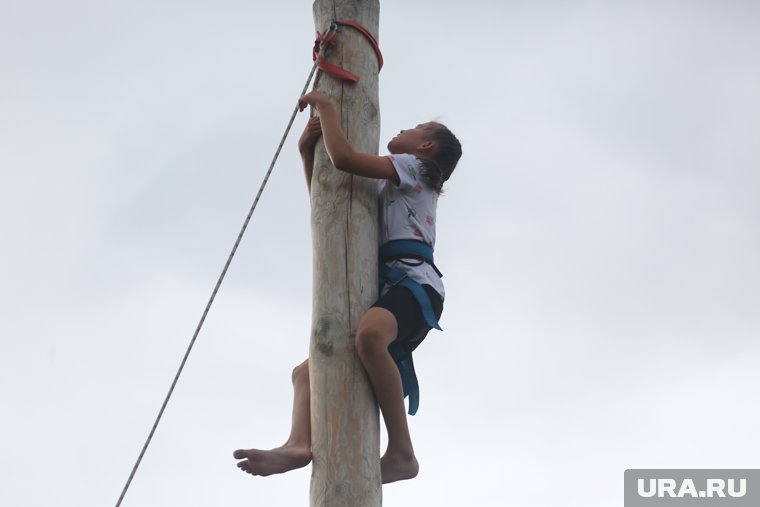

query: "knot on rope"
left=313, top=20, right=383, bottom=83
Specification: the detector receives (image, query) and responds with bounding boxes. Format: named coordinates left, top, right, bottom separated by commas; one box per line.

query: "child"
left=233, top=91, right=461, bottom=484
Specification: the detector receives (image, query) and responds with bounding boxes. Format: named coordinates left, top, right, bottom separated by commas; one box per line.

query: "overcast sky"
left=2, top=1, right=759, bottom=506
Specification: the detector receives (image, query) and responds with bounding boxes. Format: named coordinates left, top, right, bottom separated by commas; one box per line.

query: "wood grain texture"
left=309, top=1, right=382, bottom=506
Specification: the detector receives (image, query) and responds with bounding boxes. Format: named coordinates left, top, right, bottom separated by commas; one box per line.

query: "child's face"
left=387, top=122, right=436, bottom=154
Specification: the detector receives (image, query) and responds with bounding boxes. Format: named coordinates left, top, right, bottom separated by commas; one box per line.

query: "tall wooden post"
left=309, top=1, right=382, bottom=506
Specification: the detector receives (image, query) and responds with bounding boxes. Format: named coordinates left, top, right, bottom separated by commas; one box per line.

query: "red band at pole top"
left=313, top=20, right=383, bottom=83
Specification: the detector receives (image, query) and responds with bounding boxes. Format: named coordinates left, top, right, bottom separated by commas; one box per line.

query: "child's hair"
left=418, top=122, right=462, bottom=194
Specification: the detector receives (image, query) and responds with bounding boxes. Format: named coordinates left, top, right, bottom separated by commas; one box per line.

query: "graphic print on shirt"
left=379, top=153, right=445, bottom=299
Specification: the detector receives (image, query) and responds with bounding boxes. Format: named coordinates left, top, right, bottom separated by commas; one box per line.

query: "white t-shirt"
left=378, top=153, right=444, bottom=299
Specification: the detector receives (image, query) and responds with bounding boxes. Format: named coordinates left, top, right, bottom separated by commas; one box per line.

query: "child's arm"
left=298, top=116, right=322, bottom=195
left=298, top=92, right=399, bottom=185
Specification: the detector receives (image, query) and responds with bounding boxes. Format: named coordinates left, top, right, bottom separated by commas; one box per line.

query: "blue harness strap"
left=379, top=240, right=442, bottom=332
left=378, top=239, right=443, bottom=415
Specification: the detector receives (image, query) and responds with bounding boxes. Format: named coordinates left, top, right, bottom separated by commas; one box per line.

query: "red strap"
left=334, top=20, right=384, bottom=71
left=313, top=20, right=384, bottom=83
left=316, top=60, right=361, bottom=82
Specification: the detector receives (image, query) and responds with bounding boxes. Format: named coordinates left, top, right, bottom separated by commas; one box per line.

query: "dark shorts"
left=371, top=284, right=444, bottom=361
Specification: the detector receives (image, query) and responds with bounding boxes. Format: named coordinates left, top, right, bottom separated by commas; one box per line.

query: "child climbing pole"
left=233, top=98, right=462, bottom=487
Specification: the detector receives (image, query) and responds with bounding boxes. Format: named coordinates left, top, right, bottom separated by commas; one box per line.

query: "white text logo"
left=637, top=478, right=747, bottom=499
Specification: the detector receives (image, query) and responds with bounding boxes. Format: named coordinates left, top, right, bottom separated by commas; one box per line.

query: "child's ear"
left=418, top=140, right=435, bottom=152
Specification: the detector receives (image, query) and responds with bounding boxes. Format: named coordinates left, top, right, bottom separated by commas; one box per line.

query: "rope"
left=114, top=23, right=339, bottom=507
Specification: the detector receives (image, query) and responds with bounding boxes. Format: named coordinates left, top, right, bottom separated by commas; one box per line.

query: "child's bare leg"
left=355, top=308, right=419, bottom=484
left=233, top=359, right=312, bottom=476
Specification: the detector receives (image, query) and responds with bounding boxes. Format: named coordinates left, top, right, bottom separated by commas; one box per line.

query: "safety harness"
left=379, top=239, right=443, bottom=415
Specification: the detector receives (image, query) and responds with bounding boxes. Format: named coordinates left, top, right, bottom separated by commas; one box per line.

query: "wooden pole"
left=309, top=1, right=382, bottom=506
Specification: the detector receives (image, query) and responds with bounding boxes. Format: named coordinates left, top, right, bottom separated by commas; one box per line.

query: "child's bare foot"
left=233, top=444, right=312, bottom=477
left=380, top=451, right=419, bottom=484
